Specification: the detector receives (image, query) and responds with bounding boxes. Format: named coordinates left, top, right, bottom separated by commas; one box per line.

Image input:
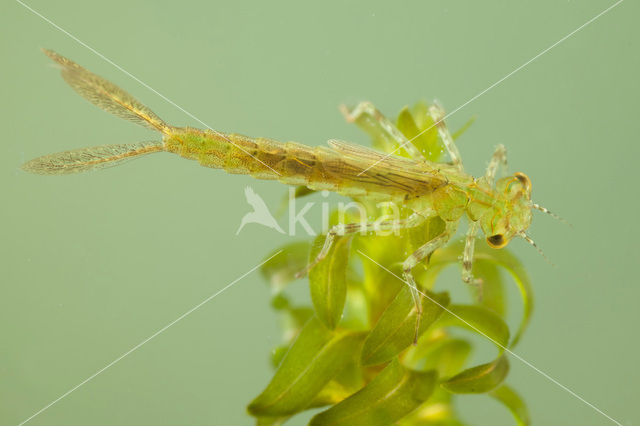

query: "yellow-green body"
left=164, top=127, right=452, bottom=201
left=162, top=126, right=523, bottom=242
left=23, top=50, right=543, bottom=330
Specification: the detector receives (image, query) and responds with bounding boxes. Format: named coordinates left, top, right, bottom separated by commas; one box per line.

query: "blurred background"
left=1, top=1, right=637, bottom=424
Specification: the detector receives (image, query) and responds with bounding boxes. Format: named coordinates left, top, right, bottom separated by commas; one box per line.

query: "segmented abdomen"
left=164, top=127, right=444, bottom=200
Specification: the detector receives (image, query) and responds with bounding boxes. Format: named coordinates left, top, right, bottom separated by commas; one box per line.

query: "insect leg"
left=297, top=211, right=427, bottom=278
left=485, top=144, right=508, bottom=185
left=428, top=103, right=464, bottom=171
left=402, top=220, right=458, bottom=343
left=339, top=101, right=425, bottom=160
left=462, top=221, right=484, bottom=298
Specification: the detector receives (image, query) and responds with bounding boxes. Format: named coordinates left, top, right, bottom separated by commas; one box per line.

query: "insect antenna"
left=531, top=202, right=572, bottom=227
left=519, top=232, right=555, bottom=267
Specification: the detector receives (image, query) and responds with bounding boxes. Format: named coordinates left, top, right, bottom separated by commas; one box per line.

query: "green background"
left=1, top=1, right=637, bottom=424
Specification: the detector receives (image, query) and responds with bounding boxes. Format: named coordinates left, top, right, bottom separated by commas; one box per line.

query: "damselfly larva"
left=23, top=50, right=555, bottom=339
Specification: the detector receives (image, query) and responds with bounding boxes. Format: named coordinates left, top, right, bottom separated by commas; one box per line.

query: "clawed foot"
left=339, top=104, right=356, bottom=123
left=294, top=266, right=310, bottom=279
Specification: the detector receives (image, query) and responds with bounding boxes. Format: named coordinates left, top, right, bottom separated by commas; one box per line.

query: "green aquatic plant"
left=248, top=102, right=533, bottom=425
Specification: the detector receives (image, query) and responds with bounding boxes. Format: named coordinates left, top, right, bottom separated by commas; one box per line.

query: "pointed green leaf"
left=489, top=384, right=531, bottom=426
left=395, top=106, right=425, bottom=158
left=309, top=235, right=351, bottom=329
left=361, top=288, right=450, bottom=366
left=410, top=101, right=430, bottom=128
left=248, top=317, right=364, bottom=417
left=260, top=242, right=311, bottom=293
left=442, top=355, right=509, bottom=394
left=436, top=304, right=510, bottom=352
left=396, top=106, right=419, bottom=137
left=310, top=359, right=437, bottom=426
left=396, top=105, right=441, bottom=162
left=451, top=115, right=476, bottom=140
left=411, top=101, right=445, bottom=162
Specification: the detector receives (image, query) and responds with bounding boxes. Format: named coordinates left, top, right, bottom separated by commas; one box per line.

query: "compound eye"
left=487, top=234, right=508, bottom=249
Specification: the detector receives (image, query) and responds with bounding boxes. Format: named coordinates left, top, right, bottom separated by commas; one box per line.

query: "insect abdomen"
left=166, top=128, right=303, bottom=175
left=166, top=127, right=418, bottom=199
left=166, top=128, right=347, bottom=189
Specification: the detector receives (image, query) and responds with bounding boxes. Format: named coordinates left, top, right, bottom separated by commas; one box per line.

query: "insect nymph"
left=24, top=50, right=554, bottom=337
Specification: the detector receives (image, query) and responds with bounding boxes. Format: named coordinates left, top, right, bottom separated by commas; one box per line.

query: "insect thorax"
left=468, top=175, right=534, bottom=247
